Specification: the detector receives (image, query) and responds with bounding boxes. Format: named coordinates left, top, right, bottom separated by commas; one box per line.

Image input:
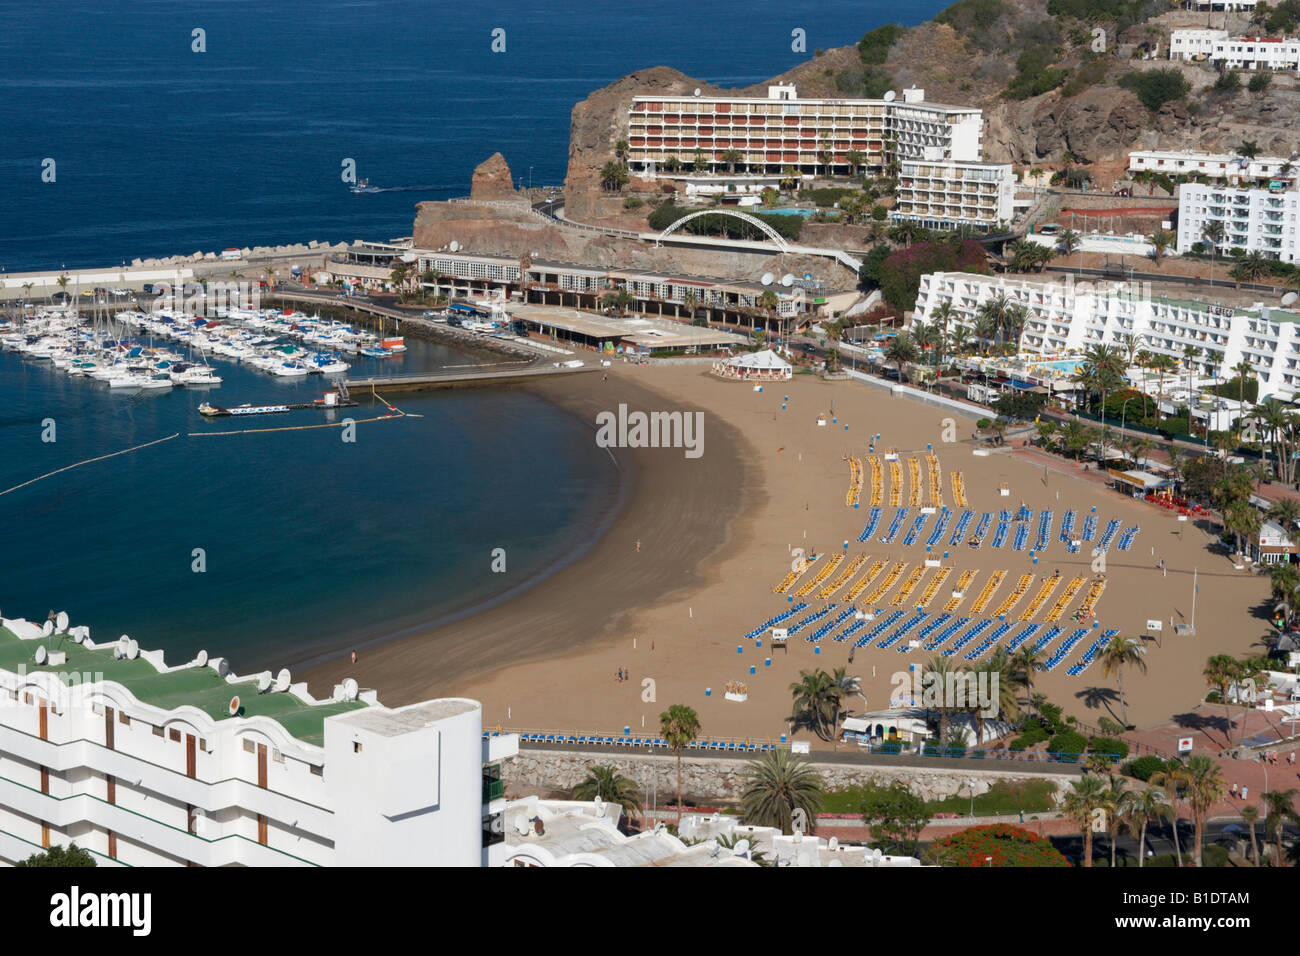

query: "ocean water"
left=0, top=0, right=947, bottom=674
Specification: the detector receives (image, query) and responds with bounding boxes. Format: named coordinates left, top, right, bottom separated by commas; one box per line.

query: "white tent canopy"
left=727, top=348, right=791, bottom=371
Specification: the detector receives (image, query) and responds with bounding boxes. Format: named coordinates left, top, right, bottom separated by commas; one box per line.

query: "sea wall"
left=503, top=747, right=1072, bottom=805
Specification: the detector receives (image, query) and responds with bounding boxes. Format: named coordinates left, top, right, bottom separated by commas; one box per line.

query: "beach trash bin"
left=737, top=645, right=743, bottom=655
left=781, top=734, right=787, bottom=743
left=750, top=665, right=756, bottom=675
left=705, top=687, right=711, bottom=697
left=814, top=646, right=820, bottom=655
left=756, top=639, right=762, bottom=648
left=765, top=658, right=771, bottom=667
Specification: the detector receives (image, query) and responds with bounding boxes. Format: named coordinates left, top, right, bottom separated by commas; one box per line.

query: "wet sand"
left=305, top=363, right=1272, bottom=744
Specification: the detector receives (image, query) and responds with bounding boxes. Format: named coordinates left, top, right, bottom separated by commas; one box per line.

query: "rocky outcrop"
left=470, top=152, right=522, bottom=202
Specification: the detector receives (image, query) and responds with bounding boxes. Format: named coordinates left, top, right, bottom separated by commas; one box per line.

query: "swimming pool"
left=1045, top=359, right=1083, bottom=373
left=763, top=208, right=818, bottom=217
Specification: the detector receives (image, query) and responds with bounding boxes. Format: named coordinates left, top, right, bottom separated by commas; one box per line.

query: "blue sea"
left=0, top=0, right=947, bottom=674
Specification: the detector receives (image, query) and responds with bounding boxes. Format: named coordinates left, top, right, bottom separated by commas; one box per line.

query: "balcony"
left=483, top=764, right=504, bottom=803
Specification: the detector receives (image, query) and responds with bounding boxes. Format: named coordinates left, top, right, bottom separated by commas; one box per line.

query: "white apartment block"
left=894, top=159, right=1016, bottom=231
left=911, top=271, right=1300, bottom=400
left=1129, top=149, right=1295, bottom=184
left=1169, top=29, right=1229, bottom=60
left=1212, top=35, right=1300, bottom=69
left=0, top=617, right=517, bottom=867
left=627, top=84, right=983, bottom=177
left=1182, top=0, right=1260, bottom=9
left=1176, top=182, right=1300, bottom=262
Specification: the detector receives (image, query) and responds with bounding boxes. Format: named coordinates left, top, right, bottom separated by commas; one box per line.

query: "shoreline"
left=299, top=366, right=755, bottom=702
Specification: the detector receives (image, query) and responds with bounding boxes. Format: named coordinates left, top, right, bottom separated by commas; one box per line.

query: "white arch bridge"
left=655, top=209, right=791, bottom=252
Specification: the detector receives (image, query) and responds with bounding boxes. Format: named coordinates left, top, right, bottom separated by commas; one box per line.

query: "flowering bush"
left=924, top=824, right=1070, bottom=867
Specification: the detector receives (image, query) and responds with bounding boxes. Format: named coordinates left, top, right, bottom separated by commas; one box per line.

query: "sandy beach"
left=304, top=363, right=1272, bottom=745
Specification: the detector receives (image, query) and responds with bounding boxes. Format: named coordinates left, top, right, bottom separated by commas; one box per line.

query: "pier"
left=344, top=363, right=596, bottom=393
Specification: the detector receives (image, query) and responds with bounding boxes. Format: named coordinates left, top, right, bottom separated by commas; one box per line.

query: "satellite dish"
left=448, top=240, right=460, bottom=252
left=55, top=611, right=69, bottom=633
left=275, top=668, right=291, bottom=692
left=761, top=272, right=774, bottom=286
left=781, top=274, right=794, bottom=287
left=1284, top=292, right=1299, bottom=307
left=34, top=645, right=47, bottom=665
left=216, top=659, right=229, bottom=677
left=400, top=252, right=417, bottom=263
left=71, top=626, right=87, bottom=644
left=341, top=677, right=359, bottom=702
left=195, top=649, right=208, bottom=667
left=41, top=620, right=53, bottom=637
left=126, top=639, right=139, bottom=660
left=731, top=838, right=751, bottom=857
left=828, top=836, right=839, bottom=850
left=117, top=635, right=131, bottom=658
left=228, top=696, right=240, bottom=716
left=257, top=671, right=273, bottom=693
left=693, top=88, right=701, bottom=96
left=883, top=90, right=896, bottom=102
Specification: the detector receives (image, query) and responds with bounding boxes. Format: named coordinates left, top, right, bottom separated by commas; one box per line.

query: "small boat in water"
left=349, top=178, right=380, bottom=194
left=199, top=387, right=357, bottom=417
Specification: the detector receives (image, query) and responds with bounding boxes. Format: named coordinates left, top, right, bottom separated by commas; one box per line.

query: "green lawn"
left=822, top=779, right=1058, bottom=817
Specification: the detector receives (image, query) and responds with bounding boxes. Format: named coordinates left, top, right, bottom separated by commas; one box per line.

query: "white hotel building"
left=627, top=84, right=1013, bottom=230
left=911, top=271, right=1300, bottom=401
left=1171, top=29, right=1300, bottom=69
left=0, top=617, right=517, bottom=867
left=1128, top=149, right=1294, bottom=185
left=1176, top=182, right=1300, bottom=262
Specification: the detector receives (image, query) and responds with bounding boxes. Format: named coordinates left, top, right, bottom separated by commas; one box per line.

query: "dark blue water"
left=0, top=0, right=945, bottom=672
left=0, top=0, right=949, bottom=272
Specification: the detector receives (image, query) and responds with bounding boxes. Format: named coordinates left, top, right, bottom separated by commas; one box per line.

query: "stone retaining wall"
left=504, top=747, right=1068, bottom=806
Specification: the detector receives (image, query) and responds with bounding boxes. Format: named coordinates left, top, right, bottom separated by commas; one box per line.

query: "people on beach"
left=635, top=540, right=641, bottom=552
left=350, top=650, right=357, bottom=664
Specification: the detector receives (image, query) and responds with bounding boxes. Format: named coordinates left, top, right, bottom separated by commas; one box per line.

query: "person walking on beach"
left=635, top=540, right=641, bottom=552
left=350, top=650, right=357, bottom=665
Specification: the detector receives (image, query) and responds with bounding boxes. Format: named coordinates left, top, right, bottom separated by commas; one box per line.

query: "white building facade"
left=627, top=84, right=983, bottom=178
left=0, top=618, right=516, bottom=867
left=1176, top=182, right=1300, bottom=262
left=1211, top=35, right=1300, bottom=70
left=1128, top=149, right=1294, bottom=185
left=911, top=271, right=1300, bottom=401
left=894, top=159, right=1015, bottom=231
left=1169, top=28, right=1229, bottom=60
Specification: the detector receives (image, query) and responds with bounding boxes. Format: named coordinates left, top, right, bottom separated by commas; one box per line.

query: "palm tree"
left=1240, top=804, right=1262, bottom=866
left=1181, top=754, right=1227, bottom=866
left=572, top=765, right=643, bottom=818
left=883, top=331, right=919, bottom=383
left=739, top=749, right=824, bottom=834
left=1237, top=139, right=1262, bottom=161
left=1201, top=220, right=1226, bottom=283
left=1062, top=774, right=1108, bottom=867
left=681, top=289, right=698, bottom=324
left=1121, top=786, right=1169, bottom=868
left=658, top=704, right=701, bottom=821
left=1150, top=353, right=1176, bottom=423
left=1099, top=636, right=1147, bottom=729
left=1150, top=229, right=1176, bottom=266
left=1150, top=761, right=1187, bottom=867
left=920, top=656, right=970, bottom=744
left=1263, top=789, right=1298, bottom=866
left=722, top=148, right=743, bottom=174
left=845, top=149, right=866, bottom=177
left=789, top=669, right=839, bottom=740
left=1223, top=498, right=1262, bottom=561
left=1058, top=228, right=1083, bottom=270
left=974, top=648, right=1019, bottom=743
left=930, top=301, right=957, bottom=370
left=1103, top=776, right=1129, bottom=868
left=829, top=666, right=862, bottom=743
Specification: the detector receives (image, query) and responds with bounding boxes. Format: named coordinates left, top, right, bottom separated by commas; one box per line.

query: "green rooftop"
left=0, top=626, right=366, bottom=746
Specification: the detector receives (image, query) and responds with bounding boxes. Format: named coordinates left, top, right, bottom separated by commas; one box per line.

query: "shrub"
left=1004, top=47, right=1070, bottom=100
left=976, top=417, right=993, bottom=430
left=1123, top=755, right=1167, bottom=781
left=1119, top=68, right=1191, bottom=111
left=1087, top=736, right=1130, bottom=760
left=879, top=240, right=990, bottom=312
left=1048, top=729, right=1088, bottom=760
left=857, top=23, right=904, bottom=65
left=1248, top=73, right=1271, bottom=94
left=623, top=197, right=643, bottom=210
left=925, top=823, right=1070, bottom=867
left=1214, top=70, right=1241, bottom=94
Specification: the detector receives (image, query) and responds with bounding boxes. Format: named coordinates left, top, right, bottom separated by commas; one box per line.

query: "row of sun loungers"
left=916, top=567, right=952, bottom=607
left=793, top=552, right=843, bottom=597
left=1029, top=624, right=1063, bottom=654
left=1012, top=521, right=1030, bottom=551
left=889, top=565, right=928, bottom=606
left=907, top=457, right=922, bottom=508
left=1067, top=628, right=1121, bottom=675
left=1034, top=510, right=1053, bottom=551
left=944, top=619, right=995, bottom=657
left=834, top=618, right=869, bottom=643
left=926, top=507, right=952, bottom=548
left=877, top=609, right=927, bottom=649
left=1116, top=526, right=1140, bottom=551
left=889, top=459, right=902, bottom=507
left=744, top=603, right=808, bottom=640
left=965, top=620, right=1012, bottom=660
left=861, top=560, right=907, bottom=605
left=1045, top=628, right=1090, bottom=670
left=926, top=453, right=942, bottom=509
left=967, top=512, right=991, bottom=548
left=846, top=457, right=863, bottom=508
left=807, top=606, right=856, bottom=642
left=944, top=569, right=979, bottom=611
left=902, top=512, right=928, bottom=547
left=1081, top=513, right=1098, bottom=541
left=991, top=518, right=1010, bottom=549
left=816, top=553, right=867, bottom=600
left=773, top=553, right=818, bottom=594
left=846, top=559, right=888, bottom=601
left=1044, top=576, right=1085, bottom=622
left=1001, top=622, right=1039, bottom=653
left=882, top=507, right=909, bottom=544
left=951, top=470, right=968, bottom=508
left=1018, top=576, right=1060, bottom=620
left=788, top=603, right=836, bottom=635
left=948, top=509, right=974, bottom=547
left=856, top=609, right=904, bottom=647
left=922, top=616, right=973, bottom=651
left=1076, top=578, right=1105, bottom=617
left=1097, top=518, right=1123, bottom=550
left=969, top=569, right=1007, bottom=613
left=1059, top=509, right=1076, bottom=543
left=868, top=456, right=883, bottom=507
left=992, top=573, right=1034, bottom=617
left=856, top=506, right=883, bottom=542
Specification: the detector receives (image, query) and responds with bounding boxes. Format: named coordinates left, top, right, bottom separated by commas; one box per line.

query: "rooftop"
left=0, top=622, right=367, bottom=746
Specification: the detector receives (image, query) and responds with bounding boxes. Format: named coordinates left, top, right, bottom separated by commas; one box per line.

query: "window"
left=272, top=749, right=283, bottom=764
left=168, top=728, right=181, bottom=743
left=353, top=741, right=363, bottom=754
left=152, top=725, right=164, bottom=737
left=243, top=738, right=255, bottom=753
left=199, top=739, right=208, bottom=753
left=118, top=712, right=129, bottom=725
left=310, top=764, right=323, bottom=777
